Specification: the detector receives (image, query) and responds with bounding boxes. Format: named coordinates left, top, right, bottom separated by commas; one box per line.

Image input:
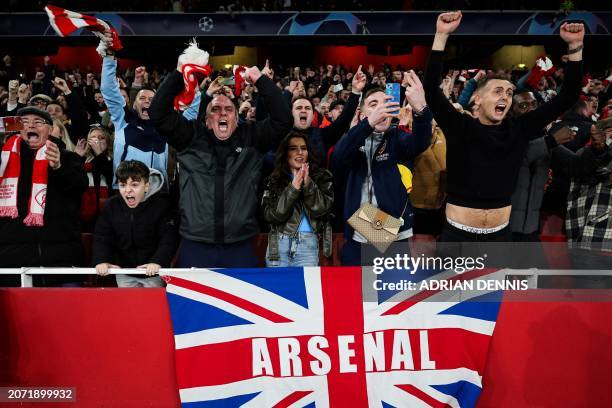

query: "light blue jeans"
left=266, top=232, right=320, bottom=267
left=116, top=274, right=165, bottom=288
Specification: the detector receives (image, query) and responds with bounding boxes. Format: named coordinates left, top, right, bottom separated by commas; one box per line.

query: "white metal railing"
left=1, top=267, right=612, bottom=288
left=0, top=267, right=203, bottom=288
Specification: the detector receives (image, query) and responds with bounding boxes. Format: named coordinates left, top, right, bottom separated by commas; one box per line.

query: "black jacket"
left=92, top=187, right=178, bottom=270
left=149, top=71, right=293, bottom=244
left=0, top=137, right=88, bottom=267
left=262, top=167, right=334, bottom=259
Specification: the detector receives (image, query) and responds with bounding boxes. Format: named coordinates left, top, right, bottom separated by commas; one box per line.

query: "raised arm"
left=54, top=77, right=89, bottom=140
left=148, top=70, right=196, bottom=152
left=458, top=70, right=484, bottom=108
left=519, top=23, right=584, bottom=134
left=249, top=66, right=293, bottom=153
left=331, top=97, right=397, bottom=167
left=100, top=56, right=127, bottom=132
left=319, top=65, right=367, bottom=149
left=423, top=12, right=465, bottom=132
left=399, top=71, right=433, bottom=158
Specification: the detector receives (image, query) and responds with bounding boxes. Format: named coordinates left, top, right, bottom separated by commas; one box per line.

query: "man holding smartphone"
left=332, top=73, right=432, bottom=265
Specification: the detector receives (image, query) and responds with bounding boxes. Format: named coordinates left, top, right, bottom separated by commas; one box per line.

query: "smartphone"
left=385, top=83, right=400, bottom=115
left=221, top=77, right=235, bottom=86
left=333, top=83, right=344, bottom=93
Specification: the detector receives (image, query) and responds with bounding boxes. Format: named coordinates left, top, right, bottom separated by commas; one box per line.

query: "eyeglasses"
left=20, top=119, right=49, bottom=127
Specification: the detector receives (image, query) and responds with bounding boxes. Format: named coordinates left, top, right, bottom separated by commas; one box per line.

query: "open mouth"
left=494, top=103, right=507, bottom=115
left=125, top=195, right=137, bottom=206
left=26, top=131, right=41, bottom=143
left=299, top=113, right=308, bottom=125
left=218, top=119, right=228, bottom=132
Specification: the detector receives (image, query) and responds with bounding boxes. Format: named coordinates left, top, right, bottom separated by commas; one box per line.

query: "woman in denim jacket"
left=262, top=132, right=334, bottom=266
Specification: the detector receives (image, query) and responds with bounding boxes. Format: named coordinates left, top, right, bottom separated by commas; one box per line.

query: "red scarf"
left=0, top=135, right=49, bottom=227
left=233, top=65, right=247, bottom=97
left=174, top=63, right=212, bottom=111
left=44, top=5, right=123, bottom=52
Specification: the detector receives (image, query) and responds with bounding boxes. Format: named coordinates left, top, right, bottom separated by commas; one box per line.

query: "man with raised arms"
left=423, top=11, right=585, bottom=242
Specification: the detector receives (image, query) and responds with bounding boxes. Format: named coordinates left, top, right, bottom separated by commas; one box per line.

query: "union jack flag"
left=162, top=267, right=503, bottom=407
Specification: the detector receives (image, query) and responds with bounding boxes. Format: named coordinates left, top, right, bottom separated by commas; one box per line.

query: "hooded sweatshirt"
left=92, top=168, right=179, bottom=274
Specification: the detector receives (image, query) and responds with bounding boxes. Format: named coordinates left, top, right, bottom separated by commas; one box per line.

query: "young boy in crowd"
left=92, top=160, right=178, bottom=287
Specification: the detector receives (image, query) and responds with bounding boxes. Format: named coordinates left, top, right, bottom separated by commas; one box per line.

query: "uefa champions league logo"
left=198, top=16, right=214, bottom=32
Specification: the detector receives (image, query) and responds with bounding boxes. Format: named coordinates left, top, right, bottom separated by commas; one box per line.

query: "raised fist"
left=436, top=11, right=462, bottom=34
left=560, top=22, right=585, bottom=46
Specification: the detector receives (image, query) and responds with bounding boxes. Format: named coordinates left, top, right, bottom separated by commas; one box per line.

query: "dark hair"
left=359, top=86, right=385, bottom=108
left=292, top=95, right=312, bottom=107
left=136, top=87, right=156, bottom=96
left=115, top=160, right=150, bottom=184
left=570, top=100, right=587, bottom=114
left=475, top=75, right=514, bottom=92
left=271, top=131, right=319, bottom=179
left=329, top=99, right=346, bottom=111
left=47, top=100, right=65, bottom=112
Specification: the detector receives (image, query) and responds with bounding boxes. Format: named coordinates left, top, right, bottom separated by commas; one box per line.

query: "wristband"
left=413, top=105, right=429, bottom=117
left=567, top=44, right=583, bottom=55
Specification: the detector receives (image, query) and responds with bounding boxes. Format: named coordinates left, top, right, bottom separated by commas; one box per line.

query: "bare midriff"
left=446, top=203, right=512, bottom=229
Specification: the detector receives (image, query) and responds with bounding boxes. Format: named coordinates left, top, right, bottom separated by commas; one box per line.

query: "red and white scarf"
left=174, top=40, right=212, bottom=111
left=44, top=5, right=123, bottom=52
left=526, top=56, right=556, bottom=90
left=175, top=63, right=213, bottom=111
left=0, top=135, right=49, bottom=227
left=233, top=65, right=247, bottom=97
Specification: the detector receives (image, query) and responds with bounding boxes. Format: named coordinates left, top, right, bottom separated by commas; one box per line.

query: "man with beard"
left=424, top=11, right=584, bottom=244
left=291, top=66, right=367, bottom=165
left=0, top=107, right=87, bottom=286
left=149, top=58, right=292, bottom=267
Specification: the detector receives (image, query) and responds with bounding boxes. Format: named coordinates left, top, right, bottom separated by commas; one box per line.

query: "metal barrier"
left=2, top=267, right=612, bottom=288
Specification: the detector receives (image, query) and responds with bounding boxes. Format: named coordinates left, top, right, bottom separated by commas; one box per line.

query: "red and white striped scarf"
left=44, top=5, right=123, bottom=52
left=0, top=135, right=49, bottom=227
left=174, top=63, right=213, bottom=111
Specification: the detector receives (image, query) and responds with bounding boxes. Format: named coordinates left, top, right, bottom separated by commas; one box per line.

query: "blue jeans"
left=176, top=238, right=258, bottom=268
left=115, top=274, right=165, bottom=288
left=266, top=232, right=319, bottom=267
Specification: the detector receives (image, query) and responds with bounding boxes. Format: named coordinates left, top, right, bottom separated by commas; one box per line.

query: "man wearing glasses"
left=0, top=107, right=87, bottom=287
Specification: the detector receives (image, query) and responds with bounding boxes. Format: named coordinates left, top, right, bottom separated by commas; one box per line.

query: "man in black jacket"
left=0, top=107, right=88, bottom=286
left=150, top=61, right=293, bottom=268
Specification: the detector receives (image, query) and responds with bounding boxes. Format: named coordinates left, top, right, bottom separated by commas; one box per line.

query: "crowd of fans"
left=0, top=11, right=610, bottom=288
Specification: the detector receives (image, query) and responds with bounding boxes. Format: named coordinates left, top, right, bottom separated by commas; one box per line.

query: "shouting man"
left=424, top=11, right=584, bottom=243
left=149, top=57, right=292, bottom=267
